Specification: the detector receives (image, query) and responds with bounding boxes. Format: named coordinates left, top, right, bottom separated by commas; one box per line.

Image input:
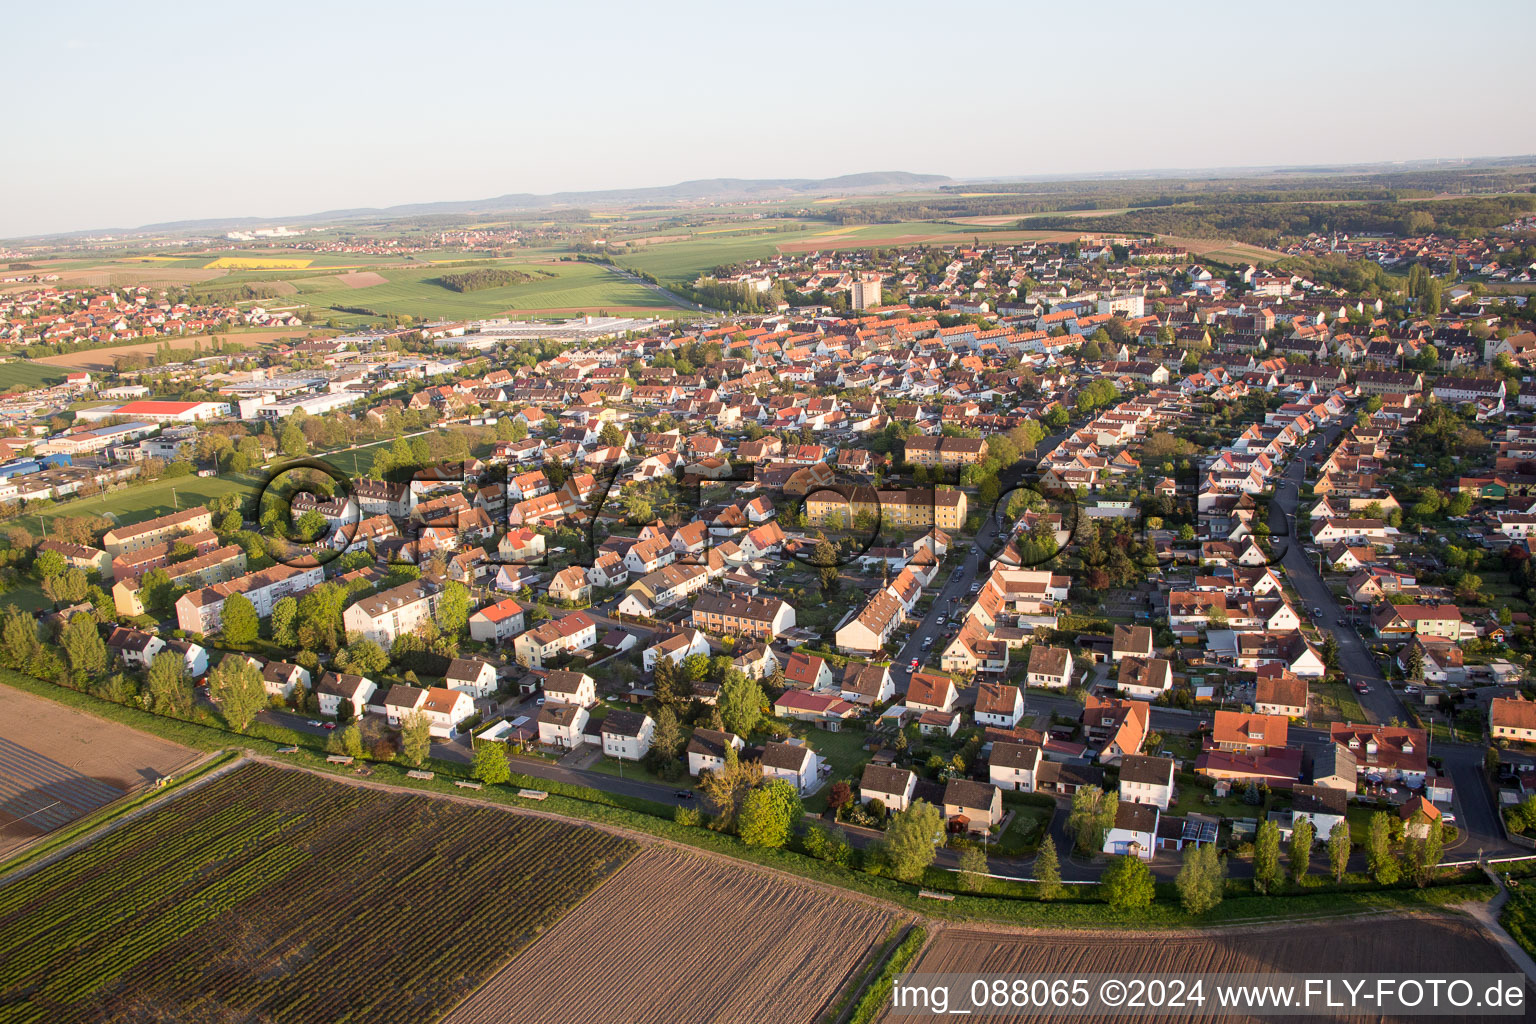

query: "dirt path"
left=1459, top=874, right=1536, bottom=984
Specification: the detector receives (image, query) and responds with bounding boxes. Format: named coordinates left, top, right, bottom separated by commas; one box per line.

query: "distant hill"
left=129, top=172, right=951, bottom=234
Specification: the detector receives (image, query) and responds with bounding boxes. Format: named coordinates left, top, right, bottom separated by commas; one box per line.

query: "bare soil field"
left=1160, top=234, right=1287, bottom=262
left=335, top=270, right=388, bottom=288
left=881, top=917, right=1520, bottom=1023
left=0, top=687, right=199, bottom=860
left=30, top=329, right=308, bottom=369
left=444, top=846, right=894, bottom=1024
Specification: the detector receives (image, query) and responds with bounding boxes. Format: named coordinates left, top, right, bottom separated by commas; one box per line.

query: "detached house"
left=1490, top=697, right=1536, bottom=743
left=760, top=740, right=818, bottom=794
left=989, top=741, right=1043, bottom=792
left=973, top=681, right=1024, bottom=728
left=317, top=672, right=376, bottom=719
left=468, top=597, right=526, bottom=644
left=859, top=763, right=917, bottom=812
left=686, top=728, right=744, bottom=776
left=1025, top=645, right=1074, bottom=689
left=444, top=657, right=497, bottom=698
left=1104, top=802, right=1159, bottom=862
left=1111, top=625, right=1154, bottom=661
left=1082, top=695, right=1148, bottom=765
left=600, top=710, right=654, bottom=760
left=538, top=702, right=590, bottom=750
left=1118, top=754, right=1175, bottom=811
left=420, top=686, right=475, bottom=738
left=943, top=778, right=1003, bottom=834
left=840, top=662, right=896, bottom=706
left=543, top=669, right=597, bottom=707
left=1116, top=657, right=1172, bottom=700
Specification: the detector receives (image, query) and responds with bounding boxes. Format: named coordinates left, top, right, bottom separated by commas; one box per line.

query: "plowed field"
left=880, top=917, right=1521, bottom=1023
left=445, top=846, right=893, bottom=1024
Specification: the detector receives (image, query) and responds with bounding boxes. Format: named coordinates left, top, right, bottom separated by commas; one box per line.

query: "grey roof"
left=760, top=740, right=812, bottom=771
left=1292, top=783, right=1348, bottom=817
left=1307, top=741, right=1358, bottom=784
left=860, top=763, right=914, bottom=796
left=943, top=778, right=998, bottom=811
left=989, top=741, right=1042, bottom=771
left=1115, top=801, right=1159, bottom=832
left=687, top=728, right=738, bottom=761
left=446, top=657, right=492, bottom=681
left=601, top=709, right=650, bottom=738
left=1119, top=754, right=1175, bottom=787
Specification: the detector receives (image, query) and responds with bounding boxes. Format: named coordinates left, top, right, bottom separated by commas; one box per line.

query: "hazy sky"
left=6, top=0, right=1535, bottom=238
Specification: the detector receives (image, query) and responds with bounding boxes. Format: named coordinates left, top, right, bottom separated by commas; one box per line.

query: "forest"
left=435, top=268, right=534, bottom=292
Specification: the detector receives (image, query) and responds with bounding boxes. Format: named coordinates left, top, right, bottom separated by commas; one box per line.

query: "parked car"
left=323, top=722, right=337, bottom=730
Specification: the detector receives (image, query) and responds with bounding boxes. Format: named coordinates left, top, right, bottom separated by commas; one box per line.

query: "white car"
left=307, top=720, right=322, bottom=727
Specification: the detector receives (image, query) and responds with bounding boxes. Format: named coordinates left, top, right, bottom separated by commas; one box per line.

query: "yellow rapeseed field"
left=203, top=257, right=313, bottom=270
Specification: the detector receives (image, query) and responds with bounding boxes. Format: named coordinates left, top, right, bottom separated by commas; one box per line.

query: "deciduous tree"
left=737, top=779, right=801, bottom=848
left=1252, top=820, right=1283, bottom=894
left=1034, top=838, right=1063, bottom=900
left=718, top=669, right=764, bottom=736
left=1101, top=855, right=1154, bottom=913
left=879, top=799, right=944, bottom=882
left=1289, top=817, right=1315, bottom=883
left=1175, top=842, right=1225, bottom=914
left=957, top=845, right=988, bottom=892
left=402, top=710, right=432, bottom=766
left=1327, top=820, right=1351, bottom=883
left=1366, top=811, right=1399, bottom=885
left=209, top=653, right=266, bottom=733
left=146, top=650, right=194, bottom=717
left=473, top=740, right=511, bottom=784
left=220, top=592, right=259, bottom=645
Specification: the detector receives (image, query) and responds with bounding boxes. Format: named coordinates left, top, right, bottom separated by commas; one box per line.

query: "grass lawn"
left=1170, top=784, right=1264, bottom=820
left=1315, top=681, right=1367, bottom=723
left=587, top=753, right=691, bottom=790
left=0, top=578, right=54, bottom=613
left=992, top=804, right=1053, bottom=856
left=790, top=724, right=873, bottom=811
left=13, top=472, right=261, bottom=534
left=0, top=359, right=67, bottom=389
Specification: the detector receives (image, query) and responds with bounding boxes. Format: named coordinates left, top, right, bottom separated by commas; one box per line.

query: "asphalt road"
left=891, top=512, right=1005, bottom=683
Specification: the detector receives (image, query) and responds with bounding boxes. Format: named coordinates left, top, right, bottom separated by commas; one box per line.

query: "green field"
left=291, top=260, right=676, bottom=320
left=617, top=228, right=819, bottom=282
left=0, top=762, right=636, bottom=1024
left=0, top=360, right=66, bottom=390
left=13, top=472, right=260, bottom=535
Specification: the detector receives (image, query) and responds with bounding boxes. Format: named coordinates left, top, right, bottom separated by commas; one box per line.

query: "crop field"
left=445, top=846, right=893, bottom=1024
left=880, top=918, right=1517, bottom=1023
left=615, top=228, right=820, bottom=282
left=0, top=360, right=66, bottom=390
left=203, top=257, right=314, bottom=270
left=0, top=762, right=637, bottom=1024
left=293, top=261, right=670, bottom=320
left=0, top=689, right=200, bottom=860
